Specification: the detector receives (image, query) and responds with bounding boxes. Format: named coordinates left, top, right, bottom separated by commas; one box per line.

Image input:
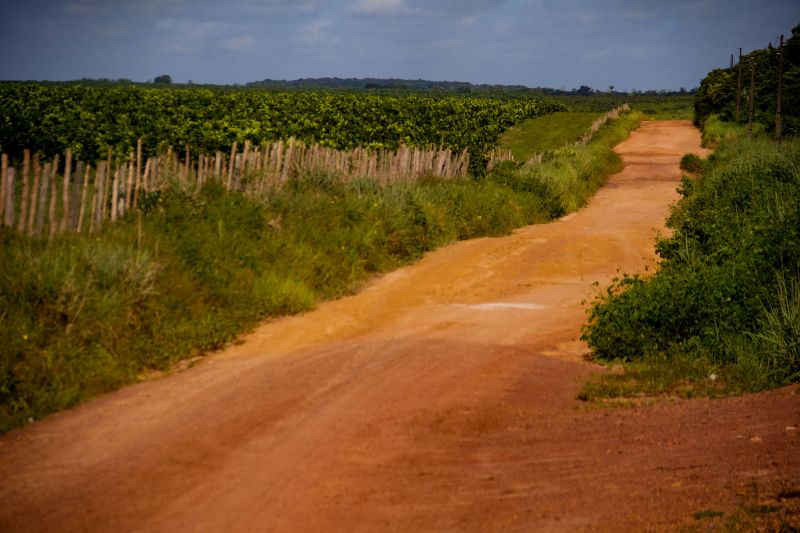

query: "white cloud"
left=351, top=0, right=404, bottom=15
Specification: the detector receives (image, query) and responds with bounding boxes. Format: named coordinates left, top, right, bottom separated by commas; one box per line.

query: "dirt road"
left=1, top=121, right=798, bottom=532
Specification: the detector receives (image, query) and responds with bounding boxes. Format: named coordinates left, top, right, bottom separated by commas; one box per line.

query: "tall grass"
left=700, top=114, right=751, bottom=147
left=1, top=113, right=642, bottom=432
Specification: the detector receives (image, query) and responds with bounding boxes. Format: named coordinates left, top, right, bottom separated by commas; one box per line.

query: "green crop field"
left=0, top=83, right=565, bottom=173
left=497, top=111, right=599, bottom=160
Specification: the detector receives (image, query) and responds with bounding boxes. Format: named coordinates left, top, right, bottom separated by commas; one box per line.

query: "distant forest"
left=247, top=77, right=696, bottom=95
left=21, top=76, right=696, bottom=96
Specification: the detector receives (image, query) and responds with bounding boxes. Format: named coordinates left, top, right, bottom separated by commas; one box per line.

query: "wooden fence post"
left=226, top=142, right=237, bottom=190
left=3, top=167, right=14, bottom=227
left=111, top=165, right=120, bottom=222
left=27, top=155, right=41, bottom=236
left=91, top=162, right=104, bottom=233
left=17, top=150, right=30, bottom=233
left=125, top=155, right=134, bottom=209
left=36, top=162, right=50, bottom=236
left=141, top=158, right=151, bottom=200
left=135, top=139, right=142, bottom=205
left=241, top=140, right=251, bottom=181
left=59, top=149, right=72, bottom=233
left=48, top=158, right=58, bottom=237
left=183, top=144, right=190, bottom=182
left=76, top=164, right=90, bottom=233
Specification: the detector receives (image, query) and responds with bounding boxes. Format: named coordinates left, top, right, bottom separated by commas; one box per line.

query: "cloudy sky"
left=1, top=0, right=798, bottom=91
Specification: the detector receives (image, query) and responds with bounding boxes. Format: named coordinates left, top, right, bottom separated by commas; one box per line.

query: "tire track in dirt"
left=1, top=121, right=798, bottom=532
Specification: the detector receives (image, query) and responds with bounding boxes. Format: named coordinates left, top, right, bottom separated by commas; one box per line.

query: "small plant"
left=679, top=153, right=704, bottom=174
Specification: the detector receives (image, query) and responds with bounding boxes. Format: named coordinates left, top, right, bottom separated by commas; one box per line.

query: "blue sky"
left=1, top=0, right=798, bottom=91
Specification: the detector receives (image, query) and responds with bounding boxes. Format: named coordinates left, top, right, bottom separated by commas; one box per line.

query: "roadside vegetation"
left=580, top=24, right=800, bottom=404
left=0, top=107, right=641, bottom=432
left=580, top=137, right=800, bottom=401
left=497, top=111, right=599, bottom=160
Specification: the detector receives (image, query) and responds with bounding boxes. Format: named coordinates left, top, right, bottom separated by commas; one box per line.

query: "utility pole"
left=748, top=60, right=755, bottom=140
left=775, top=34, right=784, bottom=144
left=736, top=48, right=743, bottom=122
left=730, top=53, right=734, bottom=70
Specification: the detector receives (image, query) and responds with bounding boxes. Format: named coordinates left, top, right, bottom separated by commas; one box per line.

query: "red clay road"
left=1, top=121, right=798, bottom=532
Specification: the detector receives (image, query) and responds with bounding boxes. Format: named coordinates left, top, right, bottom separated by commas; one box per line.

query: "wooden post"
left=775, top=34, right=784, bottom=144
left=94, top=162, right=106, bottom=232
left=183, top=144, right=190, bottom=182
left=214, top=151, right=222, bottom=180
left=736, top=48, right=743, bottom=122
left=18, top=150, right=30, bottom=233
left=48, top=160, right=58, bottom=237
left=135, top=138, right=142, bottom=204
left=141, top=158, right=151, bottom=199
left=77, top=164, right=91, bottom=234
left=27, top=155, right=41, bottom=235
left=241, top=140, right=251, bottom=177
left=59, top=149, right=72, bottom=233
left=70, top=161, right=83, bottom=230
left=3, top=167, right=14, bottom=227
left=226, top=142, right=237, bottom=190
left=36, top=162, right=50, bottom=236
left=133, top=158, right=143, bottom=209
left=748, top=60, right=755, bottom=140
left=111, top=165, right=120, bottom=222
left=150, top=157, right=158, bottom=192
left=197, top=154, right=205, bottom=188
left=125, top=156, right=134, bottom=209
left=274, top=140, right=284, bottom=182
left=88, top=164, right=100, bottom=234
left=281, top=138, right=294, bottom=182
left=0, top=154, right=6, bottom=221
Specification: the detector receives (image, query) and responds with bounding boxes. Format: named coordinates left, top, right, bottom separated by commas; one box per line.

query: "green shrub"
left=582, top=138, right=800, bottom=391
left=679, top=153, right=704, bottom=174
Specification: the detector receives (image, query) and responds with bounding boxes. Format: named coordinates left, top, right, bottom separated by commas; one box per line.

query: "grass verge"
left=497, top=111, right=599, bottom=160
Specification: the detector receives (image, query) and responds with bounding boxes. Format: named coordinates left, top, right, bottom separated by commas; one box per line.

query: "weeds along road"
left=1, top=121, right=798, bottom=532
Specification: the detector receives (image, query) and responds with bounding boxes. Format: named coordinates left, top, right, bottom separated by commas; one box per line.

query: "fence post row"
left=0, top=138, right=472, bottom=235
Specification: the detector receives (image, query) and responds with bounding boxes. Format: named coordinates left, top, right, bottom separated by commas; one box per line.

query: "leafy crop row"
left=0, top=83, right=565, bottom=173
